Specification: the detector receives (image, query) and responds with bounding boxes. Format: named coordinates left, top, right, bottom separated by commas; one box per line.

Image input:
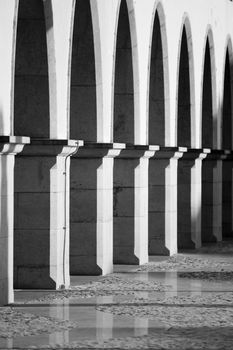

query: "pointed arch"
left=222, top=37, right=233, bottom=239
left=176, top=15, right=195, bottom=148
left=113, top=0, right=134, bottom=144
left=70, top=0, right=97, bottom=141
left=148, top=3, right=169, bottom=146
left=14, top=0, right=49, bottom=137
left=201, top=28, right=217, bottom=148
left=222, top=37, right=233, bottom=150
left=201, top=28, right=218, bottom=244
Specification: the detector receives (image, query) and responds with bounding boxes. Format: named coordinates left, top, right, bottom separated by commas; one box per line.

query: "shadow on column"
left=70, top=152, right=102, bottom=275
left=114, top=155, right=139, bottom=264
left=149, top=155, right=170, bottom=255
left=14, top=148, right=56, bottom=288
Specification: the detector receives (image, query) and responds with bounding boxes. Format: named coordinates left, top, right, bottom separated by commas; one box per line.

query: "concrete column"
left=0, top=136, right=29, bottom=306
left=70, top=143, right=123, bottom=276
left=113, top=145, right=156, bottom=265
left=191, top=151, right=209, bottom=248
left=14, top=139, right=81, bottom=289
left=178, top=149, right=208, bottom=250
left=202, top=151, right=223, bottom=243
left=222, top=151, right=233, bottom=239
left=149, top=148, right=184, bottom=256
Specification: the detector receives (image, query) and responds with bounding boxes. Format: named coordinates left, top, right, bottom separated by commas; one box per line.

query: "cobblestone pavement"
left=0, top=240, right=233, bottom=349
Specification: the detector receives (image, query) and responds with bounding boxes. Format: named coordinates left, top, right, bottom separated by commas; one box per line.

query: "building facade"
left=0, top=0, right=233, bottom=305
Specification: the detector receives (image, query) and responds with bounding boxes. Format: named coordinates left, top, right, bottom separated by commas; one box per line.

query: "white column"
left=134, top=148, right=158, bottom=264
left=97, top=148, right=122, bottom=275
left=191, top=152, right=208, bottom=248
left=50, top=141, right=82, bottom=288
left=0, top=137, right=29, bottom=306
left=165, top=149, right=185, bottom=255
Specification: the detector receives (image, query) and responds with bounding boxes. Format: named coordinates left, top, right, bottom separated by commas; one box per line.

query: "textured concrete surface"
left=0, top=240, right=233, bottom=349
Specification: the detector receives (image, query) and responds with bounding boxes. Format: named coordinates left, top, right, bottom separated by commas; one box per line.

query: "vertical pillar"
left=149, top=148, right=184, bottom=256
left=14, top=140, right=81, bottom=289
left=0, top=136, right=29, bottom=306
left=191, top=151, right=209, bottom=248
left=202, top=151, right=223, bottom=243
left=113, top=146, right=156, bottom=265
left=213, top=158, right=223, bottom=242
left=70, top=143, right=123, bottom=276
left=222, top=151, right=233, bottom=240
left=178, top=149, right=208, bottom=250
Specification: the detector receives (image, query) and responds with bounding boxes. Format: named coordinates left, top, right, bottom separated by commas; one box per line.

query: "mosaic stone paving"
left=0, top=240, right=233, bottom=350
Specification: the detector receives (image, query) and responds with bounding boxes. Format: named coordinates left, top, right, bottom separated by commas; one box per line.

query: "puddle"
left=116, top=271, right=233, bottom=292
left=0, top=304, right=163, bottom=349
left=1, top=248, right=233, bottom=349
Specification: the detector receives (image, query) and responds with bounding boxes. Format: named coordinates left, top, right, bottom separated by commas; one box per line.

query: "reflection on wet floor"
left=0, top=304, right=160, bottom=349
left=1, top=249, right=233, bottom=349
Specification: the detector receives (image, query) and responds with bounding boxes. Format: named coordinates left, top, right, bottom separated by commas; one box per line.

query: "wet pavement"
left=1, top=241, right=233, bottom=349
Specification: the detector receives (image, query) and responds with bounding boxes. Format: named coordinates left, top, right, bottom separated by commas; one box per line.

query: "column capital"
left=73, top=142, right=125, bottom=159
left=17, top=139, right=83, bottom=157
left=0, top=136, right=30, bottom=155
left=151, top=146, right=187, bottom=160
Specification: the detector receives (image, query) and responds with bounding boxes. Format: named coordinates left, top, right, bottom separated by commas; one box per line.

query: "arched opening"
left=113, top=0, right=134, bottom=144
left=148, top=8, right=169, bottom=255
left=177, top=23, right=194, bottom=250
left=222, top=47, right=233, bottom=239
left=202, top=38, right=213, bottom=148
left=70, top=0, right=100, bottom=275
left=201, top=35, right=217, bottom=243
left=149, top=11, right=165, bottom=145
left=113, top=0, right=139, bottom=264
left=14, top=0, right=56, bottom=289
left=14, top=0, right=49, bottom=138
left=177, top=27, right=191, bottom=147
left=201, top=32, right=218, bottom=243
left=222, top=49, right=232, bottom=150
left=70, top=0, right=97, bottom=141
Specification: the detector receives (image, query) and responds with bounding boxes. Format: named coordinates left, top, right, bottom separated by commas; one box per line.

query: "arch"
left=222, top=37, right=233, bottom=150
left=201, top=28, right=218, bottom=244
left=222, top=37, right=233, bottom=240
left=148, top=3, right=169, bottom=146
left=113, top=0, right=134, bottom=144
left=70, top=0, right=97, bottom=141
left=14, top=0, right=49, bottom=137
left=176, top=15, right=195, bottom=148
left=201, top=28, right=217, bottom=148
